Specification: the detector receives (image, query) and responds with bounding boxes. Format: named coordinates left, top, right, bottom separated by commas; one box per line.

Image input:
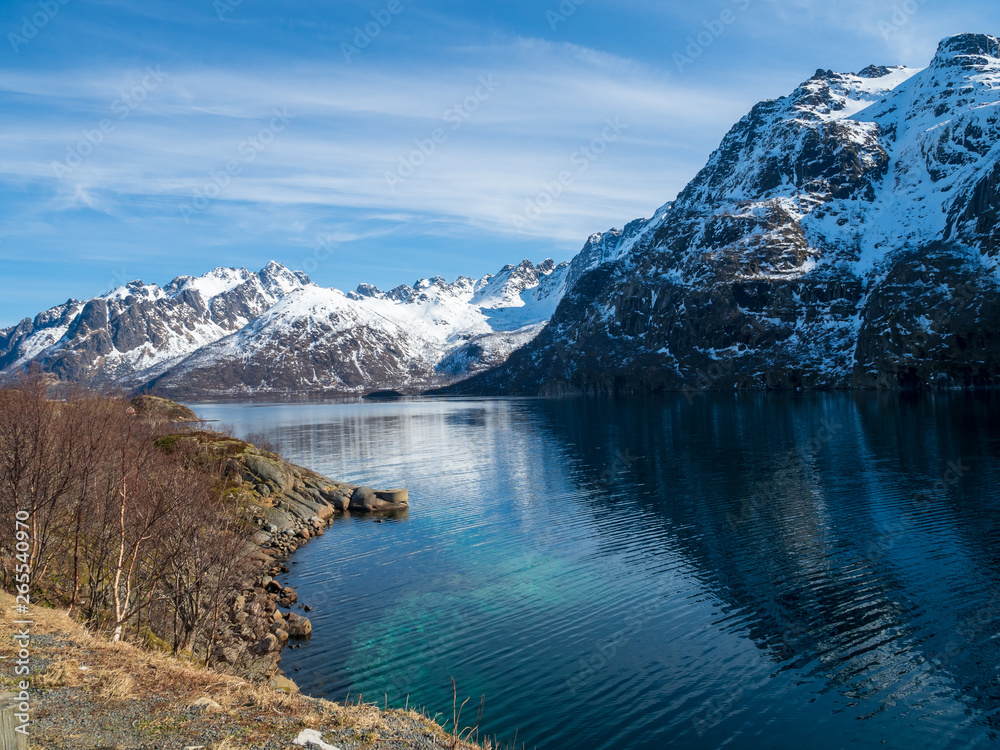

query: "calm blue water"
left=191, top=394, right=1000, bottom=749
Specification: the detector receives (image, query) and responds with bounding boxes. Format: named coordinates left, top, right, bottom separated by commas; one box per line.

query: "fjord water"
left=194, top=394, right=1000, bottom=749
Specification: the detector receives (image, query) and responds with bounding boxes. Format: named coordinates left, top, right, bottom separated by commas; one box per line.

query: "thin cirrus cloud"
left=0, top=39, right=749, bottom=249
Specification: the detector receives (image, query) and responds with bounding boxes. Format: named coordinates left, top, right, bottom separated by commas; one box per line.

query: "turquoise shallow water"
left=191, top=393, right=1000, bottom=749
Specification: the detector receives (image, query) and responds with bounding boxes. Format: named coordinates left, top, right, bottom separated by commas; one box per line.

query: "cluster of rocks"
left=199, top=435, right=408, bottom=686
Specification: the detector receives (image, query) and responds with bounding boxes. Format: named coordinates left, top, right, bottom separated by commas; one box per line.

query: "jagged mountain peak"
left=352, top=259, right=562, bottom=308
left=855, top=64, right=900, bottom=79
left=773, top=63, right=916, bottom=122
left=932, top=32, right=1000, bottom=67
left=471, top=258, right=561, bottom=309
left=262, top=259, right=289, bottom=273
left=103, top=279, right=163, bottom=303
left=164, top=266, right=250, bottom=298
left=497, top=259, right=536, bottom=273
left=353, top=282, right=385, bottom=300
left=33, top=299, right=80, bottom=330
left=259, top=260, right=312, bottom=290
left=667, top=61, right=923, bottom=213
left=157, top=262, right=312, bottom=304
left=0, top=261, right=315, bottom=384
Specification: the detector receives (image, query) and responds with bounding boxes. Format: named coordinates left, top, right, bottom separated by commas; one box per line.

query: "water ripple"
left=189, top=393, right=1000, bottom=750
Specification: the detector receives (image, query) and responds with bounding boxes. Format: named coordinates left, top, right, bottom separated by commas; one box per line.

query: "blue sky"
left=1, top=0, right=998, bottom=326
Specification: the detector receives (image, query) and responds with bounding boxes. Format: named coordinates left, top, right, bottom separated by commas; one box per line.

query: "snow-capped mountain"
left=144, top=258, right=577, bottom=396
left=0, top=261, right=311, bottom=385
left=447, top=33, right=1000, bottom=394
left=1, top=254, right=597, bottom=396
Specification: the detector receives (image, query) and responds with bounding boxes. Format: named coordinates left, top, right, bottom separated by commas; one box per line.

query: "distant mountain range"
left=0, top=239, right=620, bottom=396
left=5, top=33, right=1000, bottom=396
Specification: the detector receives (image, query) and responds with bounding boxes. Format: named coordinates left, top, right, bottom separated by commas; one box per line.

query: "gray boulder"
left=285, top=612, right=313, bottom=638
left=349, top=486, right=379, bottom=511
left=330, top=493, right=351, bottom=512
left=349, top=486, right=409, bottom=512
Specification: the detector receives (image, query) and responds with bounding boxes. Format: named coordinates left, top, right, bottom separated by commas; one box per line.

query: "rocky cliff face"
left=448, top=33, right=1000, bottom=394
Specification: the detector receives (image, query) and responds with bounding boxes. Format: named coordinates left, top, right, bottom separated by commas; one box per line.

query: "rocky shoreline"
left=1, top=397, right=491, bottom=749
left=168, top=428, right=408, bottom=689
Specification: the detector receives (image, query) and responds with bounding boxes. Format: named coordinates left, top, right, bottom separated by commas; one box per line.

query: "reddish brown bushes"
left=0, top=371, right=254, bottom=662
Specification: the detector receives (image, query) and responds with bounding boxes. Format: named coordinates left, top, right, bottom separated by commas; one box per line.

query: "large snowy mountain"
left=0, top=254, right=601, bottom=397
left=447, top=33, right=1000, bottom=394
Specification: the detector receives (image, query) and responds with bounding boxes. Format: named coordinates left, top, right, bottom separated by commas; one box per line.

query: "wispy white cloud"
left=0, top=38, right=753, bottom=250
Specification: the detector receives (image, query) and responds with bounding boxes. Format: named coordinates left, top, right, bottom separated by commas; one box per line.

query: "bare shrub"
left=0, top=371, right=255, bottom=664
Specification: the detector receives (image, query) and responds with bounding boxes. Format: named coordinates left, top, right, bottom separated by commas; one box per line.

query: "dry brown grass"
left=34, top=659, right=82, bottom=689
left=1, top=590, right=487, bottom=749
left=95, top=669, right=136, bottom=704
